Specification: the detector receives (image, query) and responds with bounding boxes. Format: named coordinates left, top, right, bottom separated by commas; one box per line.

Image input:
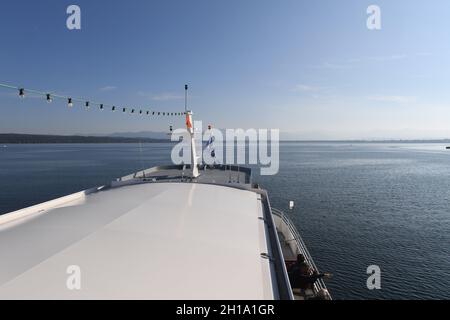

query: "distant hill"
left=0, top=134, right=171, bottom=144
left=107, top=131, right=169, bottom=140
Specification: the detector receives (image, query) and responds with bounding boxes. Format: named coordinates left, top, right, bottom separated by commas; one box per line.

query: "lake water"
left=0, top=142, right=449, bottom=299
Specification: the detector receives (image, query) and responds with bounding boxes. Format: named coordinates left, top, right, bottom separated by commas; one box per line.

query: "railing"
left=271, top=208, right=328, bottom=293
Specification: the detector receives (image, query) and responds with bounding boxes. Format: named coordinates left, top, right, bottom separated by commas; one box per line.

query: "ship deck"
left=118, top=164, right=252, bottom=185
left=0, top=165, right=292, bottom=300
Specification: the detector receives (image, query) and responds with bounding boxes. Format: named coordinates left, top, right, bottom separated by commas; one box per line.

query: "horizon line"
left=2, top=133, right=450, bottom=143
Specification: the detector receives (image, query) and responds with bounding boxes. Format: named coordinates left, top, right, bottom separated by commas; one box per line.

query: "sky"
left=1, top=0, right=450, bottom=140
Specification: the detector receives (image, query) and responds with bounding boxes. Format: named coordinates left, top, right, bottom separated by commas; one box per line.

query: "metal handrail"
left=271, top=208, right=327, bottom=292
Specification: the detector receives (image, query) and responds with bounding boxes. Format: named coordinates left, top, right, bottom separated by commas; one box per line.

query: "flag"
left=186, top=114, right=192, bottom=129
left=205, top=134, right=216, bottom=160
left=205, top=136, right=215, bottom=148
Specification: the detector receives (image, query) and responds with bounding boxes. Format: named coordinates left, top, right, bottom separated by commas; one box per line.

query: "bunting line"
left=0, top=82, right=186, bottom=117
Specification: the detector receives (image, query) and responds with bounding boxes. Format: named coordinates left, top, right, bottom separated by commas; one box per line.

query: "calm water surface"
left=0, top=142, right=449, bottom=299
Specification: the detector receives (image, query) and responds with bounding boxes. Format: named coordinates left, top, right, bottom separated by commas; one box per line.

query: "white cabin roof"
left=0, top=182, right=275, bottom=299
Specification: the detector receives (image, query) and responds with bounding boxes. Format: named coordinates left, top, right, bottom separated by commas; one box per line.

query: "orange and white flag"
left=186, top=113, right=192, bottom=129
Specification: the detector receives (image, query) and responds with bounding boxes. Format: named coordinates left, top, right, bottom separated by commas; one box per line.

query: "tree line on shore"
left=0, top=134, right=170, bottom=144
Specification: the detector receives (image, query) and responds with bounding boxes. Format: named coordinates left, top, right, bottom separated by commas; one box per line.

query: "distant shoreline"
left=280, top=139, right=450, bottom=143
left=1, top=133, right=450, bottom=144
left=0, top=134, right=171, bottom=144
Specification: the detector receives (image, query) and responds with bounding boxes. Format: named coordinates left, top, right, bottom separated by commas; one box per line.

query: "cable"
left=0, top=82, right=186, bottom=116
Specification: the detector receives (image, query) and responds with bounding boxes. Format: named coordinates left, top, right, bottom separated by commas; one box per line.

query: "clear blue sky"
left=1, top=0, right=450, bottom=139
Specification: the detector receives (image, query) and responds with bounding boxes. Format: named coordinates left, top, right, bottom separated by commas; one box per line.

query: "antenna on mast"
left=185, top=84, right=188, bottom=112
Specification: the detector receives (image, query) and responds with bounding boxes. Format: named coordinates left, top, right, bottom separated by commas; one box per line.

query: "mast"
left=185, top=84, right=199, bottom=177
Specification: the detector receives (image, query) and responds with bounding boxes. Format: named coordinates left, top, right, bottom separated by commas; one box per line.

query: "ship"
left=0, top=107, right=330, bottom=300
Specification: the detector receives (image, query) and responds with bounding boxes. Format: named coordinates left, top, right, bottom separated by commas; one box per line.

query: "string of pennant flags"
left=0, top=82, right=187, bottom=117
